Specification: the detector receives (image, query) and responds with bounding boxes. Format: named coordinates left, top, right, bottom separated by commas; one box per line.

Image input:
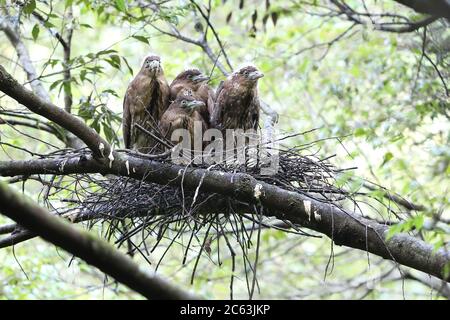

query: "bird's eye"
left=182, top=100, right=187, bottom=105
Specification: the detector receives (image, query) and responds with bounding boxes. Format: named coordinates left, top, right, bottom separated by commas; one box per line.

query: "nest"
left=40, top=130, right=397, bottom=298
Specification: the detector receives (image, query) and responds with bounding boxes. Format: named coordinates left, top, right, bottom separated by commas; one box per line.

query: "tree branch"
left=0, top=13, right=83, bottom=148
left=0, top=16, right=50, bottom=101
left=403, top=270, right=450, bottom=299
left=330, top=0, right=440, bottom=33
left=0, top=116, right=60, bottom=136
left=0, top=223, right=16, bottom=235
left=32, top=8, right=75, bottom=113
left=363, top=182, right=426, bottom=211
left=62, top=7, right=73, bottom=113
left=144, top=1, right=279, bottom=127
left=0, top=65, right=110, bottom=158
left=0, top=181, right=198, bottom=300
left=0, top=153, right=448, bottom=282
left=394, top=0, right=450, bottom=19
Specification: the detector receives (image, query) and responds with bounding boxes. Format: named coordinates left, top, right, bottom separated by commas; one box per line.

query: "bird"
left=169, top=69, right=214, bottom=127
left=122, top=55, right=170, bottom=153
left=159, top=92, right=207, bottom=151
left=210, top=65, right=263, bottom=133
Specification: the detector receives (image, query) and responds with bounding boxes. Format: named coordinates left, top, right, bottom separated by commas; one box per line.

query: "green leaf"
left=86, top=66, right=104, bottom=74
left=368, top=189, right=386, bottom=202
left=65, top=0, right=73, bottom=8
left=23, top=0, right=36, bottom=14
left=62, top=81, right=72, bottom=95
left=444, top=263, right=450, bottom=280
left=32, top=24, right=40, bottom=41
left=413, top=215, right=424, bottom=230
left=109, top=54, right=121, bottom=66
left=79, top=69, right=87, bottom=82
left=354, top=127, right=366, bottom=137
left=386, top=223, right=404, bottom=240
left=49, top=79, right=63, bottom=91
left=132, top=35, right=149, bottom=44
left=78, top=102, right=93, bottom=120
left=96, top=49, right=117, bottom=56
left=105, top=54, right=121, bottom=70
left=80, top=23, right=93, bottom=29
left=103, top=124, right=116, bottom=144
left=102, top=89, right=119, bottom=97
left=115, top=0, right=127, bottom=12
left=335, top=171, right=353, bottom=188
left=91, top=117, right=101, bottom=133
left=122, top=56, right=133, bottom=75
left=381, top=152, right=393, bottom=167
left=43, top=21, right=55, bottom=28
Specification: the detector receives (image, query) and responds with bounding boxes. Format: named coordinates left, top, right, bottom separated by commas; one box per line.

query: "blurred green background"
left=0, top=0, right=448, bottom=299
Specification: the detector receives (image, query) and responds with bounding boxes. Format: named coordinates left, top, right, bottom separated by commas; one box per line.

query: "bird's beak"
left=186, top=100, right=206, bottom=109
left=192, top=74, right=209, bottom=83
left=148, top=60, right=160, bottom=70
left=248, top=71, right=264, bottom=80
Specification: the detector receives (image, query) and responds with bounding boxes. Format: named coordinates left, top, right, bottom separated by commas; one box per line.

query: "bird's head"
left=176, top=94, right=205, bottom=115
left=142, top=55, right=162, bottom=76
left=232, top=65, right=264, bottom=87
left=174, top=69, right=209, bottom=87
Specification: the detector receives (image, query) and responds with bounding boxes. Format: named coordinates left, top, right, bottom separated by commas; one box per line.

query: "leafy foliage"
left=0, top=0, right=448, bottom=299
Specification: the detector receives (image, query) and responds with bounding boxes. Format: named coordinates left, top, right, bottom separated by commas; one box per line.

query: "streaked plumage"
left=123, top=55, right=170, bottom=153
left=211, top=65, right=263, bottom=132
left=159, top=93, right=207, bottom=149
left=169, top=69, right=214, bottom=127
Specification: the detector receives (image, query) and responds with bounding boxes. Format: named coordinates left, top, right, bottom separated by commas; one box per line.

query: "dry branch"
left=0, top=65, right=110, bottom=158
left=0, top=40, right=448, bottom=288
left=0, top=152, right=448, bottom=282
left=0, top=181, right=198, bottom=300
left=394, top=0, right=450, bottom=19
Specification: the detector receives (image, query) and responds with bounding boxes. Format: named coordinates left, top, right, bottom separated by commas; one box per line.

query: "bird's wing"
left=206, top=88, right=215, bottom=124
left=210, top=81, right=225, bottom=128
left=169, top=81, right=183, bottom=101
left=192, top=110, right=208, bottom=133
left=159, top=105, right=182, bottom=139
left=157, top=77, right=171, bottom=120
left=159, top=113, right=171, bottom=138
left=251, top=96, right=261, bottom=130
left=214, top=80, right=224, bottom=101
left=122, top=92, right=131, bottom=149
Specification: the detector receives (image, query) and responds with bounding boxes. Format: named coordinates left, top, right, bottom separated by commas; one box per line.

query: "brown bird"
left=211, top=65, right=264, bottom=133
left=169, top=69, right=214, bottom=127
left=123, top=55, right=170, bottom=153
left=159, top=93, right=207, bottom=150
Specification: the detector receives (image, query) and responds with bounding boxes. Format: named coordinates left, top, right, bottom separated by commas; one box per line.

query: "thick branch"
left=0, top=116, right=59, bottom=136
left=403, top=271, right=450, bottom=299
left=330, top=0, right=439, bottom=33
left=394, top=0, right=450, bottom=19
left=0, top=65, right=110, bottom=158
left=0, top=181, right=198, bottom=300
left=0, top=154, right=448, bottom=282
left=0, top=223, right=16, bottom=234
left=0, top=15, right=83, bottom=148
